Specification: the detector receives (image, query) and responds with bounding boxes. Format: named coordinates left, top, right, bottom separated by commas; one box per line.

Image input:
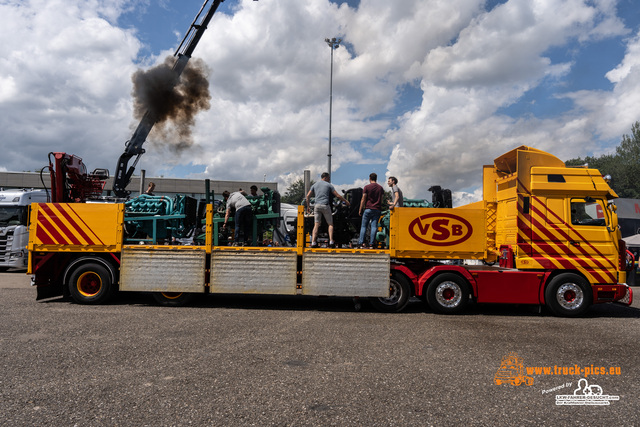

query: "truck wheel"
left=426, top=273, right=470, bottom=314
left=152, top=292, right=193, bottom=307
left=68, top=262, right=113, bottom=305
left=544, top=273, right=592, bottom=317
left=369, top=272, right=411, bottom=312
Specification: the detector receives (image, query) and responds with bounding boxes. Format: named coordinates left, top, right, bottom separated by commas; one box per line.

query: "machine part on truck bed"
left=302, top=252, right=390, bottom=297
left=120, top=248, right=206, bottom=293
left=212, top=187, right=283, bottom=246
left=46, top=152, right=108, bottom=203
left=125, top=194, right=198, bottom=244
left=304, top=186, right=448, bottom=249
left=210, top=250, right=298, bottom=294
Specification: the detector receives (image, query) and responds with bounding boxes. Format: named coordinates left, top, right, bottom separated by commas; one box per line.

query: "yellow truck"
left=28, top=146, right=633, bottom=316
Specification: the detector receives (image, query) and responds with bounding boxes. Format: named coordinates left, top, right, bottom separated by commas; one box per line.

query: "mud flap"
left=35, top=279, right=63, bottom=300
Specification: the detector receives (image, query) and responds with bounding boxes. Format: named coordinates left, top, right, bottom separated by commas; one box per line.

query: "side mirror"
left=625, top=250, right=635, bottom=272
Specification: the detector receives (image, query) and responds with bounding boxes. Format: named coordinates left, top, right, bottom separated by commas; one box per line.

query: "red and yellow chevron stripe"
left=30, top=203, right=123, bottom=251
left=516, top=178, right=617, bottom=284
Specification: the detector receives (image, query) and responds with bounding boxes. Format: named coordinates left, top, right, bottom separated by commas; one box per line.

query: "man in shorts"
left=305, top=172, right=350, bottom=248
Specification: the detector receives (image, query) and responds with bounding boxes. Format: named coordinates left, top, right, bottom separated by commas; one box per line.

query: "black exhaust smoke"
left=131, top=56, right=211, bottom=152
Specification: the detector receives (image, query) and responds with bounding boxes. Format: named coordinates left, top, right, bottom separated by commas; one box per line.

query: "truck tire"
left=544, top=273, right=592, bottom=317
left=369, top=272, right=411, bottom=312
left=152, top=292, right=193, bottom=307
left=426, top=273, right=470, bottom=314
left=68, top=262, right=114, bottom=305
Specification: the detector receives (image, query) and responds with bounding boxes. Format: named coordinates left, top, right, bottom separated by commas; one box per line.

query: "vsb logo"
left=408, top=213, right=473, bottom=246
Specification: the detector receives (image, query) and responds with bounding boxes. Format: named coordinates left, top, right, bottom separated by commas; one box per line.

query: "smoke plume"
left=131, top=56, right=211, bottom=152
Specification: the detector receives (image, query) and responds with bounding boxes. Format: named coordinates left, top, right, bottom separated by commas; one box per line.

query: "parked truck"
left=27, top=146, right=633, bottom=316
left=0, top=189, right=48, bottom=270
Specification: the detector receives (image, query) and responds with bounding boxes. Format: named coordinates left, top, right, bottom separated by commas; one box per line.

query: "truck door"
left=541, top=197, right=569, bottom=257
left=568, top=197, right=618, bottom=284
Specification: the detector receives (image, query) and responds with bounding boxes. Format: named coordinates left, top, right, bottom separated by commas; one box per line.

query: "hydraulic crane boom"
left=112, top=0, right=225, bottom=197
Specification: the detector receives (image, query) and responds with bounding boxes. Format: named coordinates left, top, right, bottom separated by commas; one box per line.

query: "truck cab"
left=491, top=148, right=628, bottom=311
left=0, top=189, right=48, bottom=270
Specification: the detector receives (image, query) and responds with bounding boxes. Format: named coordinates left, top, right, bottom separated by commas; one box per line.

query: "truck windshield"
left=570, top=199, right=606, bottom=226
left=0, top=206, right=27, bottom=227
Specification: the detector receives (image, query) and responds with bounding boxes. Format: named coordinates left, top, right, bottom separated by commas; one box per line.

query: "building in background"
left=0, top=171, right=277, bottom=200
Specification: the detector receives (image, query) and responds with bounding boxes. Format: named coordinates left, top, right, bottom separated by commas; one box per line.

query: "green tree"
left=565, top=121, right=640, bottom=198
left=281, top=178, right=314, bottom=204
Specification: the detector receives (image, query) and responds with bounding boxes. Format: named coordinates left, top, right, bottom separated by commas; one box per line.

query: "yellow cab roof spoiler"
left=490, top=145, right=618, bottom=200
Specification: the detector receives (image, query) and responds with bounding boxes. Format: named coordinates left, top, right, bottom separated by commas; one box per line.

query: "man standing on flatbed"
left=305, top=172, right=350, bottom=248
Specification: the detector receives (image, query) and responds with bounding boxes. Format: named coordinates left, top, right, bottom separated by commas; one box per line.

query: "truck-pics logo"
left=408, top=213, right=473, bottom=246
left=494, top=352, right=534, bottom=386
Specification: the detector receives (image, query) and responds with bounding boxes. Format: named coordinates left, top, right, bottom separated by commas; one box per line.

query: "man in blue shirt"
left=305, top=172, right=350, bottom=248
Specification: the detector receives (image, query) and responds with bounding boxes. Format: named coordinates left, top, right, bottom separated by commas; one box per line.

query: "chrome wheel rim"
left=556, top=283, right=584, bottom=310
left=435, top=281, right=462, bottom=308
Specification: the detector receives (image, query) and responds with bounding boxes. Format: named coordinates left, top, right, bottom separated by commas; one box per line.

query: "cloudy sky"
left=1, top=0, right=639, bottom=204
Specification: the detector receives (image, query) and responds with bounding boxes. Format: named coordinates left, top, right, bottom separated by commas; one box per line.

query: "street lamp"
left=325, top=37, right=341, bottom=182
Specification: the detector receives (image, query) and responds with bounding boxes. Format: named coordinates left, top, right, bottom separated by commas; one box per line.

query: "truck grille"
left=0, top=229, right=14, bottom=261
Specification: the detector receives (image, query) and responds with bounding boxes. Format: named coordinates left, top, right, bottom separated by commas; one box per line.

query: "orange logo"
left=408, top=213, right=473, bottom=246
left=494, top=352, right=534, bottom=387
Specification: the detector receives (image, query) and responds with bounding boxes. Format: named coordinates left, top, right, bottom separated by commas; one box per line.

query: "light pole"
left=325, top=37, right=341, bottom=182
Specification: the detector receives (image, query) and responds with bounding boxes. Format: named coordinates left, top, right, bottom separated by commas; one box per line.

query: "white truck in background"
left=0, top=189, right=48, bottom=270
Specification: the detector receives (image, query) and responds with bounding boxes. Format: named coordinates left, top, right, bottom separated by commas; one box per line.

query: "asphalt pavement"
left=1, top=271, right=639, bottom=426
